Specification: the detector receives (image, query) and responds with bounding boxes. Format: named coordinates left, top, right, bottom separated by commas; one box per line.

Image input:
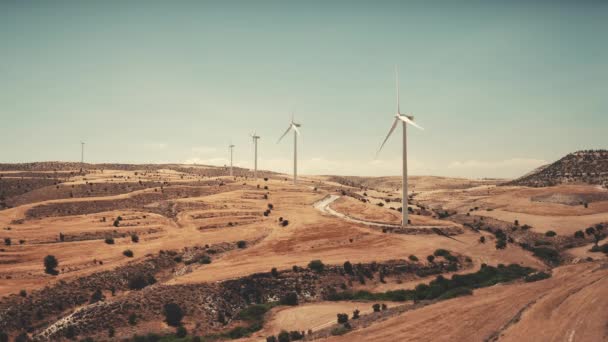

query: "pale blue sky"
left=1, top=1, right=607, bottom=178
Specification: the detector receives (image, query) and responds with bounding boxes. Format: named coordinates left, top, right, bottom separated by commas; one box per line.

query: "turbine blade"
left=277, top=125, right=293, bottom=143
left=398, top=115, right=424, bottom=130
left=377, top=117, right=399, bottom=156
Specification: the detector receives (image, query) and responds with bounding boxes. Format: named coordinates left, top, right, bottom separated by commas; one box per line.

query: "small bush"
left=44, top=255, right=59, bottom=275
left=280, top=292, right=299, bottom=306
left=176, top=326, right=187, bottom=338
left=433, top=249, right=450, bottom=257
left=123, top=249, right=134, bottom=257
left=164, top=303, right=183, bottom=327
left=372, top=303, right=381, bottom=312
left=278, top=330, right=290, bottom=342
left=105, top=237, right=115, bottom=244
left=281, top=220, right=289, bottom=227
left=426, top=255, right=435, bottom=263
left=131, top=234, right=139, bottom=243
left=237, top=240, right=247, bottom=248
left=408, top=255, right=419, bottom=262
left=128, top=274, right=157, bottom=290
left=479, top=236, right=485, bottom=243
left=199, top=255, right=212, bottom=264
left=352, top=309, right=360, bottom=319
left=271, top=267, right=279, bottom=277
left=545, top=230, right=557, bottom=237
left=128, top=313, right=138, bottom=325
left=343, top=261, right=353, bottom=274
left=308, top=260, right=325, bottom=272
left=337, top=313, right=349, bottom=324
left=574, top=230, right=585, bottom=239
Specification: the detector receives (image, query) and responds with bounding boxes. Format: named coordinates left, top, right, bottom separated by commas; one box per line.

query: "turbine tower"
left=229, top=143, right=235, bottom=177
left=251, top=132, right=261, bottom=179
left=376, top=67, right=424, bottom=226
left=80, top=141, right=85, bottom=172
left=277, top=115, right=301, bottom=185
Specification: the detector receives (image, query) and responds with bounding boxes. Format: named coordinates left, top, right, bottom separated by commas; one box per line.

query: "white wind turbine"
left=229, top=143, right=235, bottom=177
left=277, top=114, right=301, bottom=185
left=376, top=67, right=424, bottom=226
left=80, top=141, right=85, bottom=172
left=251, top=131, right=260, bottom=179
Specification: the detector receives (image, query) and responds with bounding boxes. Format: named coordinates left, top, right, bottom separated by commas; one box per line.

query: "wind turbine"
left=277, top=115, right=301, bottom=185
left=251, top=132, right=261, bottom=179
left=376, top=67, right=424, bottom=226
left=229, top=143, right=235, bottom=177
left=80, top=141, right=85, bottom=172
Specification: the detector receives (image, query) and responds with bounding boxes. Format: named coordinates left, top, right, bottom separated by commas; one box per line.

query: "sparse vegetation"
left=308, top=259, right=325, bottom=273
left=44, top=255, right=58, bottom=275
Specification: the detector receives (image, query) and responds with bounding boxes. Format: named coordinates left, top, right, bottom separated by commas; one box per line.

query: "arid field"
left=0, top=158, right=606, bottom=342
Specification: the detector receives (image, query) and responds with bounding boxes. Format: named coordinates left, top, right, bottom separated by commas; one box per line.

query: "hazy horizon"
left=2, top=1, right=607, bottom=178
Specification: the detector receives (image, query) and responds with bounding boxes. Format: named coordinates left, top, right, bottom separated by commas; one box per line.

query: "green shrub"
left=44, top=255, right=59, bottom=275
left=308, top=260, right=325, bottom=273
left=163, top=303, right=184, bottom=327
left=280, top=292, right=299, bottom=306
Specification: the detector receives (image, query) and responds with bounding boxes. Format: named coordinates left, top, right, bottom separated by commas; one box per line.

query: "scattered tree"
left=164, top=303, right=184, bottom=327
left=44, top=255, right=59, bottom=275
left=308, top=259, right=325, bottom=273
left=343, top=261, right=353, bottom=275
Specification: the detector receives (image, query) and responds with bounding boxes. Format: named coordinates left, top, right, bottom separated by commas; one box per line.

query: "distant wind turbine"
left=376, top=67, right=424, bottom=226
left=277, top=114, right=301, bottom=185
left=251, top=132, right=260, bottom=179
left=80, top=141, right=85, bottom=172
left=229, top=143, right=235, bottom=177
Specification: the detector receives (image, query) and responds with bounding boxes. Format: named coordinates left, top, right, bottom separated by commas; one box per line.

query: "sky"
left=1, top=1, right=607, bottom=179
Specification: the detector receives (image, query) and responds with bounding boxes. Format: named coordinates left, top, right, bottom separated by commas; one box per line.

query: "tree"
left=131, top=234, right=139, bottom=243
left=343, top=261, right=353, bottom=275
left=280, top=292, right=299, bottom=306
left=105, top=237, right=115, bottom=244
left=479, top=236, right=486, bottom=243
left=545, top=231, right=557, bottom=237
left=44, top=255, right=59, bottom=275
left=337, top=313, right=348, bottom=324
left=408, top=255, right=419, bottom=262
left=278, top=330, right=290, bottom=342
left=372, top=303, right=381, bottom=312
left=237, top=240, right=247, bottom=249
left=426, top=255, right=435, bottom=263
left=574, top=230, right=585, bottom=239
left=163, top=303, right=184, bottom=327
left=123, top=249, right=134, bottom=257
left=308, top=260, right=325, bottom=272
left=271, top=267, right=279, bottom=277
left=3, top=238, right=10, bottom=246
left=90, top=289, right=104, bottom=303
left=352, top=309, right=360, bottom=319
left=128, top=313, right=138, bottom=325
